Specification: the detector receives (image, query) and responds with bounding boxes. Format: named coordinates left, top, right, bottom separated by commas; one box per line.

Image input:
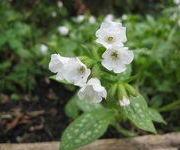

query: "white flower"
left=76, top=15, right=84, bottom=23
left=60, top=58, right=91, bottom=86
left=102, top=46, right=134, bottom=73
left=119, top=96, right=130, bottom=106
left=40, top=44, right=48, bottom=54
left=122, top=14, right=128, bottom=20
left=78, top=78, right=107, bottom=103
left=174, top=0, right=180, bottom=5
left=49, top=54, right=90, bottom=86
left=49, top=54, right=69, bottom=75
left=89, top=16, right=96, bottom=24
left=104, top=14, right=114, bottom=22
left=58, top=26, right=69, bottom=35
left=51, top=12, right=57, bottom=17
left=96, top=21, right=127, bottom=48
left=57, top=1, right=63, bottom=8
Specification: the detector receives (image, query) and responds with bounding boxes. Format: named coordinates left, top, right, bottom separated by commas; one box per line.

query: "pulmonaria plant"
left=49, top=20, right=166, bottom=150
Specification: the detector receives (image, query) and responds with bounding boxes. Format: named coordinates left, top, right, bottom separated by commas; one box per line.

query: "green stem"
left=157, top=100, right=180, bottom=112
left=115, top=124, right=137, bottom=137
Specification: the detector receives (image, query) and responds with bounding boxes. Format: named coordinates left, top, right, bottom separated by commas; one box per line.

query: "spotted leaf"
left=122, top=95, right=156, bottom=133
left=60, top=108, right=114, bottom=150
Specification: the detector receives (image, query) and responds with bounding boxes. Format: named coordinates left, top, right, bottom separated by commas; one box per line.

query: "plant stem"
left=115, top=124, right=137, bottom=137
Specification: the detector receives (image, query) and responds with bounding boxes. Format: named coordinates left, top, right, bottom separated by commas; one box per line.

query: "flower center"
left=111, top=51, right=119, bottom=59
left=106, top=36, right=114, bottom=43
left=78, top=66, right=85, bottom=74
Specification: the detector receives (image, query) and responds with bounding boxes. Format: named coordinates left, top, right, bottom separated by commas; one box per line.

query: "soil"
left=0, top=77, right=122, bottom=143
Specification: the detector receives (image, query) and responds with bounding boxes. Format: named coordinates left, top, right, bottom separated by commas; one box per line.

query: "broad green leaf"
left=76, top=97, right=103, bottom=112
left=60, top=108, right=114, bottom=150
left=122, top=96, right=156, bottom=133
left=148, top=108, right=166, bottom=124
left=149, top=96, right=163, bottom=108
left=65, top=96, right=80, bottom=119
left=65, top=95, right=103, bottom=118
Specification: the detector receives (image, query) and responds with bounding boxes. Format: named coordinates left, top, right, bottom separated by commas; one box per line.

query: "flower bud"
left=124, top=83, right=138, bottom=97
left=117, top=84, right=127, bottom=100
left=119, top=96, right=130, bottom=107
left=108, top=84, right=118, bottom=100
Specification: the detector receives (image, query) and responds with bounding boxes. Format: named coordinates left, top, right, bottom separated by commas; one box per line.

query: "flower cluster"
left=49, top=54, right=106, bottom=103
left=49, top=20, right=134, bottom=106
left=96, top=21, right=133, bottom=73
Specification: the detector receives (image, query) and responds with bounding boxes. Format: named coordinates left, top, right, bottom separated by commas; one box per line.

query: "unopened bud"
left=124, top=84, right=138, bottom=97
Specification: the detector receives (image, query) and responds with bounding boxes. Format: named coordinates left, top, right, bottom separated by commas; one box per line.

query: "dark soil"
left=0, top=78, right=122, bottom=143
left=0, top=78, right=73, bottom=143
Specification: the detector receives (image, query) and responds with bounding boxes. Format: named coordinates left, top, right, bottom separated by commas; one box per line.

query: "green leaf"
left=76, top=98, right=103, bottom=112
left=149, top=96, right=163, bottom=108
left=122, top=96, right=156, bottom=133
left=65, top=96, right=80, bottom=119
left=148, top=108, right=166, bottom=124
left=65, top=95, right=103, bottom=118
left=60, top=108, right=114, bottom=150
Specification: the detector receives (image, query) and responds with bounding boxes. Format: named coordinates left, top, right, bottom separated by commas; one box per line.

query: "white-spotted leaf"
left=76, top=97, right=103, bottom=112
left=60, top=108, right=114, bottom=150
left=122, top=95, right=156, bottom=133
left=65, top=96, right=80, bottom=119
left=148, top=108, right=166, bottom=124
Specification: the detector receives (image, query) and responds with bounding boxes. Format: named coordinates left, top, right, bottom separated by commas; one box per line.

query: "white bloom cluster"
left=49, top=54, right=106, bottom=102
left=96, top=20, right=134, bottom=106
left=58, top=26, right=69, bottom=35
left=49, top=20, right=133, bottom=105
left=96, top=21, right=133, bottom=73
